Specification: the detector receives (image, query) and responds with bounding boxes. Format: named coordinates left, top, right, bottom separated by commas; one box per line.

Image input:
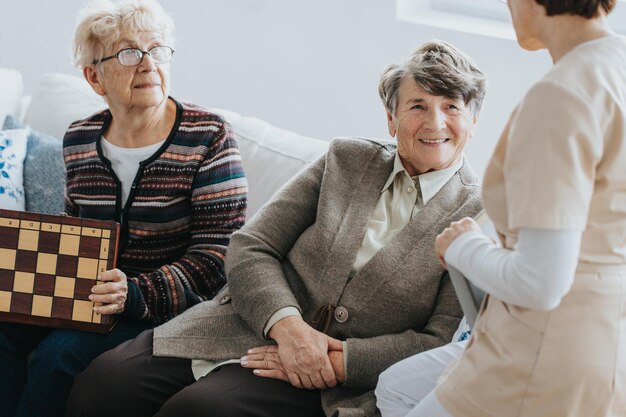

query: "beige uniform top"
left=437, top=35, right=626, bottom=417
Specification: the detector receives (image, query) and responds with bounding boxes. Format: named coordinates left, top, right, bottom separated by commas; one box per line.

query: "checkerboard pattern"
left=0, top=209, right=120, bottom=332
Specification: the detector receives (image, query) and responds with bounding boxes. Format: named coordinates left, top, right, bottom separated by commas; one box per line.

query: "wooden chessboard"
left=0, top=209, right=120, bottom=333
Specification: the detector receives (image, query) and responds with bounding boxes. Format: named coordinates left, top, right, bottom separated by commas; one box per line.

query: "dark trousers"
left=0, top=319, right=151, bottom=417
left=66, top=329, right=326, bottom=417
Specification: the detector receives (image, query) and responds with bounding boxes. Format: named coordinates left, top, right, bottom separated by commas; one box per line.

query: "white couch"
left=0, top=68, right=330, bottom=218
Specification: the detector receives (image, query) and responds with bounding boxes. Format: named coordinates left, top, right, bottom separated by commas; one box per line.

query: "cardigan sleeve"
left=343, top=270, right=463, bottom=390
left=225, top=153, right=326, bottom=337
left=124, top=121, right=248, bottom=323
left=63, top=149, right=79, bottom=217
left=64, top=191, right=79, bottom=217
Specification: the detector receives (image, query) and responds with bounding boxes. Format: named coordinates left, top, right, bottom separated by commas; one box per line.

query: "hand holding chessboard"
left=0, top=209, right=120, bottom=333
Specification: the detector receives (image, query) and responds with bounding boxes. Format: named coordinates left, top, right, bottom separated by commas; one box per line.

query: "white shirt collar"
left=381, top=152, right=465, bottom=206
left=418, top=157, right=464, bottom=205
left=381, top=153, right=409, bottom=192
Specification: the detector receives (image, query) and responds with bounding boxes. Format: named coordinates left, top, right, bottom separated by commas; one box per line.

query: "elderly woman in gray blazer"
left=66, top=40, right=485, bottom=417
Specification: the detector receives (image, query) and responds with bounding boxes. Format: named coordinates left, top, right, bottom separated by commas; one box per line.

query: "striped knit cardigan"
left=63, top=99, right=248, bottom=324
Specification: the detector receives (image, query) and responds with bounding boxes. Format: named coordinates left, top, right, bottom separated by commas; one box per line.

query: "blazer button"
left=219, top=294, right=231, bottom=305
left=334, top=306, right=349, bottom=323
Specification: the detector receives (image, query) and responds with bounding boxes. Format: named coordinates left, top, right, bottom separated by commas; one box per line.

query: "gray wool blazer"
left=153, top=137, right=482, bottom=417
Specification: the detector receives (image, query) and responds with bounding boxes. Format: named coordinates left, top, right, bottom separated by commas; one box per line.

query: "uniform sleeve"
left=446, top=228, right=582, bottom=310
left=125, top=122, right=248, bottom=323
left=505, top=80, right=603, bottom=231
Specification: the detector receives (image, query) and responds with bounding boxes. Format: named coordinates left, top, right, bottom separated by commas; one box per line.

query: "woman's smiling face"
left=387, top=76, right=478, bottom=175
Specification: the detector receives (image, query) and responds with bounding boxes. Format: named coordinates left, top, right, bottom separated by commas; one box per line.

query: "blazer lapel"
left=320, top=145, right=395, bottom=297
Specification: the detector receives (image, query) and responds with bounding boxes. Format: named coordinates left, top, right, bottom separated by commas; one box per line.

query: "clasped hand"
left=241, top=316, right=344, bottom=389
left=435, top=217, right=481, bottom=268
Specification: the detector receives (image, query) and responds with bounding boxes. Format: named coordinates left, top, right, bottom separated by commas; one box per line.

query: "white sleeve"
left=444, top=228, right=582, bottom=310
left=263, top=307, right=302, bottom=338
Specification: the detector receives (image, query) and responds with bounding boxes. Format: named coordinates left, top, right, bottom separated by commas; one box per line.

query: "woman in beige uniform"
left=394, top=0, right=626, bottom=416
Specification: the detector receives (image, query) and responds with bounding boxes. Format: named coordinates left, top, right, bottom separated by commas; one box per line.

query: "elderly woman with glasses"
left=0, top=1, right=247, bottom=417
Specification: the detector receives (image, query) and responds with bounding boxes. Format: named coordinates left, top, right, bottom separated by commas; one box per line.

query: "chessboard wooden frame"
left=0, top=209, right=120, bottom=333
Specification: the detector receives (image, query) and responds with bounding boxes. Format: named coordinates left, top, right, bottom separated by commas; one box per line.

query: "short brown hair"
left=378, top=40, right=486, bottom=116
left=534, top=0, right=616, bottom=18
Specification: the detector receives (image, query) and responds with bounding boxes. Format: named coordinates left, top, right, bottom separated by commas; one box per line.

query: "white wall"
left=0, top=0, right=552, bottom=177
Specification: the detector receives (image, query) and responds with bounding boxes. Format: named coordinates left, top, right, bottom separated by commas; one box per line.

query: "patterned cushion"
left=0, top=124, right=28, bottom=210
left=2, top=115, right=65, bottom=214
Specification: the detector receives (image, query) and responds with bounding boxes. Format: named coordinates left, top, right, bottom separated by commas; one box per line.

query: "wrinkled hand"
left=242, top=343, right=345, bottom=386
left=435, top=217, right=482, bottom=268
left=261, top=316, right=343, bottom=389
left=241, top=345, right=290, bottom=383
left=89, top=268, right=128, bottom=315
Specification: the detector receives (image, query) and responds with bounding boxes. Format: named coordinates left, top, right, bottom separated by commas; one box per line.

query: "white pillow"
left=211, top=107, right=329, bottom=218
left=19, top=97, right=31, bottom=123
left=0, top=68, right=23, bottom=126
left=0, top=127, right=28, bottom=210
left=24, top=73, right=106, bottom=140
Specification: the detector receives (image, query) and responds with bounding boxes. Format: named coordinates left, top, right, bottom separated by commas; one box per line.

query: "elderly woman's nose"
left=138, top=53, right=158, bottom=71
left=424, top=109, right=446, bottom=131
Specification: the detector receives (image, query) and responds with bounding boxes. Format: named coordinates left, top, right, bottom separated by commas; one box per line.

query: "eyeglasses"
left=92, top=45, right=174, bottom=66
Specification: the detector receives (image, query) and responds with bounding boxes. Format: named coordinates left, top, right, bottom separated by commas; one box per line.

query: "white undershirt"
left=100, top=136, right=165, bottom=206
left=445, top=228, right=582, bottom=310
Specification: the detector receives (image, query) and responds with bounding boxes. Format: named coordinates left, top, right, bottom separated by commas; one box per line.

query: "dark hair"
left=379, top=40, right=486, bottom=116
left=534, top=0, right=616, bottom=18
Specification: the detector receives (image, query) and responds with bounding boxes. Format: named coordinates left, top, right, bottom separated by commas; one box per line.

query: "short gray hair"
left=379, top=40, right=486, bottom=116
left=72, top=0, right=175, bottom=69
